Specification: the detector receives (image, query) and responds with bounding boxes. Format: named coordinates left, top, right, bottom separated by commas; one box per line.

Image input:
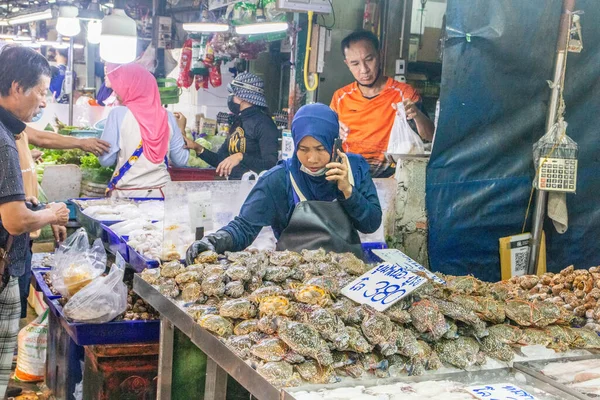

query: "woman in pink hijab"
left=98, top=63, right=189, bottom=197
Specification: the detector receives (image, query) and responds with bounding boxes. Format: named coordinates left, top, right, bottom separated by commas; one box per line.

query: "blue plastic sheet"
left=427, top=0, right=600, bottom=281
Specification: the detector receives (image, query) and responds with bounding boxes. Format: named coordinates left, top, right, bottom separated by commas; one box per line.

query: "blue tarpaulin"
left=427, top=0, right=600, bottom=282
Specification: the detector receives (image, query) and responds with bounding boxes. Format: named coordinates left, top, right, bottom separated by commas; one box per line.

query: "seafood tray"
left=514, top=355, right=600, bottom=399
left=283, top=368, right=581, bottom=400
left=126, top=243, right=160, bottom=272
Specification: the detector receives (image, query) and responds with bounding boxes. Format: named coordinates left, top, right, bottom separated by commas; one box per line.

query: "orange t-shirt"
left=330, top=77, right=421, bottom=173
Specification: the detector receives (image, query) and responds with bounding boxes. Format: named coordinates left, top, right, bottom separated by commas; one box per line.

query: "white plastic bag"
left=14, top=310, right=49, bottom=382
left=51, top=228, right=107, bottom=298
left=386, top=102, right=425, bottom=159
left=63, top=264, right=127, bottom=324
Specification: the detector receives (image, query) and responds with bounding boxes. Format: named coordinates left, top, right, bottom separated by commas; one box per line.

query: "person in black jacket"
left=186, top=72, right=280, bottom=179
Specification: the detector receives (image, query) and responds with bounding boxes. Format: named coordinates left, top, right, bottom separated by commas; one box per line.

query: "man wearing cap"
left=186, top=72, right=280, bottom=179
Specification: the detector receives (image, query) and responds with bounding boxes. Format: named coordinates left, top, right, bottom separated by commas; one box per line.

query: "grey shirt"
left=0, top=105, right=28, bottom=277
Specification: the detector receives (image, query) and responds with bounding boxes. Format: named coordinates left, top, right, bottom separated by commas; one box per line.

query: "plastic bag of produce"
left=14, top=310, right=49, bottom=382
left=385, top=102, right=424, bottom=161
left=63, top=263, right=127, bottom=324
left=51, top=228, right=107, bottom=297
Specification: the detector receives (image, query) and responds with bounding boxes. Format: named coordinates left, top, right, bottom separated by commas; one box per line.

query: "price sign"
left=372, top=249, right=446, bottom=284
left=115, top=252, right=126, bottom=270
left=341, top=263, right=427, bottom=312
left=466, top=384, right=538, bottom=400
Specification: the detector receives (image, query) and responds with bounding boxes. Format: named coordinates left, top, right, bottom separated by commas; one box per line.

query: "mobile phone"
left=26, top=201, right=47, bottom=212
left=332, top=138, right=344, bottom=163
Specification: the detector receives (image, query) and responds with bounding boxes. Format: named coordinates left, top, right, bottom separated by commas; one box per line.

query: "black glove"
left=186, top=230, right=234, bottom=265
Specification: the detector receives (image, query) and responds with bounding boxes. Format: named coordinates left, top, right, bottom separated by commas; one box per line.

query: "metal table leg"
left=158, top=318, right=174, bottom=400
left=204, top=357, right=228, bottom=400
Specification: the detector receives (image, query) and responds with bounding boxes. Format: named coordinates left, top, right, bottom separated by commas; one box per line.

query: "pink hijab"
left=106, top=63, right=169, bottom=164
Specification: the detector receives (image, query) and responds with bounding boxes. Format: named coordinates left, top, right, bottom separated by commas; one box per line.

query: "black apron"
left=276, top=168, right=363, bottom=259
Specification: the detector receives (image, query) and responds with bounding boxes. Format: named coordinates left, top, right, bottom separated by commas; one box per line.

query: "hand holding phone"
left=332, top=138, right=344, bottom=163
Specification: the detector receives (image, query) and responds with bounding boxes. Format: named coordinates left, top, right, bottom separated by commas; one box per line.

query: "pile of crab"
left=140, top=250, right=600, bottom=388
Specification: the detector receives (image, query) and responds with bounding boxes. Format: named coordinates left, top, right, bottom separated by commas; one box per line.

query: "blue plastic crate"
left=45, top=295, right=160, bottom=347
left=100, top=223, right=129, bottom=262
left=126, top=243, right=160, bottom=272
left=66, top=200, right=77, bottom=220
left=362, top=242, right=387, bottom=263
left=32, top=270, right=61, bottom=300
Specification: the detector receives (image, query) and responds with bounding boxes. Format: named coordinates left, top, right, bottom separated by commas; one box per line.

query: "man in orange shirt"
left=330, top=30, right=434, bottom=177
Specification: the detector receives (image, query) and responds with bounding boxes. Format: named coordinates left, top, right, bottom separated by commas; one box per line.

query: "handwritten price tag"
left=341, top=263, right=427, bottom=311
left=466, top=384, right=538, bottom=400
left=372, top=249, right=446, bottom=284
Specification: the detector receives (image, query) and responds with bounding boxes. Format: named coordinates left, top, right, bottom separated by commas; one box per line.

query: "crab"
left=269, top=250, right=303, bottom=267
left=429, top=297, right=488, bottom=338
left=290, top=283, right=332, bottom=307
left=395, top=327, right=421, bottom=359
left=435, top=337, right=484, bottom=369
left=197, top=314, right=233, bottom=337
left=360, top=305, right=398, bottom=356
left=158, top=278, right=180, bottom=298
left=343, top=326, right=373, bottom=353
left=517, top=328, right=553, bottom=347
left=258, top=296, right=295, bottom=317
left=256, top=361, right=302, bottom=387
left=225, top=264, right=253, bottom=282
left=201, top=274, right=226, bottom=297
left=219, top=299, right=257, bottom=320
left=160, top=261, right=185, bottom=278
left=226, top=335, right=253, bottom=358
left=480, top=333, right=515, bottom=362
left=251, top=337, right=289, bottom=362
left=304, top=276, right=340, bottom=296
left=505, top=299, right=560, bottom=328
left=175, top=270, right=202, bottom=285
left=185, top=304, right=218, bottom=321
left=181, top=282, right=206, bottom=303
left=452, top=295, right=506, bottom=324
left=330, top=298, right=359, bottom=323
left=489, top=281, right=513, bottom=301
left=330, top=352, right=362, bottom=378
left=386, top=354, right=408, bottom=377
left=571, top=327, right=600, bottom=349
left=225, top=251, right=253, bottom=263
left=301, top=248, right=331, bottom=263
left=248, top=286, right=285, bottom=303
left=359, top=353, right=389, bottom=378
left=263, top=266, right=293, bottom=283
left=195, top=250, right=218, bottom=264
left=233, top=319, right=259, bottom=336
left=296, top=263, right=320, bottom=276
left=384, top=299, right=413, bottom=324
left=257, top=316, right=278, bottom=335
left=295, top=360, right=337, bottom=384
left=296, top=306, right=349, bottom=350
left=224, top=281, right=245, bottom=298
left=409, top=299, right=449, bottom=341
left=140, top=268, right=161, bottom=284
left=288, top=268, right=306, bottom=281
left=277, top=319, right=334, bottom=366
left=202, top=265, right=226, bottom=278
left=317, top=262, right=345, bottom=277
left=331, top=252, right=368, bottom=276
left=443, top=319, right=459, bottom=339
left=487, top=324, right=524, bottom=345
left=408, top=341, right=442, bottom=376
left=544, top=325, right=579, bottom=352
left=446, top=275, right=486, bottom=295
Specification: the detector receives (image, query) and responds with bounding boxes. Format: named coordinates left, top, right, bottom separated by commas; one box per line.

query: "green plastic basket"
left=157, top=78, right=181, bottom=105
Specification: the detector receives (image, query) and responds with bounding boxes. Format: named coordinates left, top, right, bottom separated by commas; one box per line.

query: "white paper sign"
left=341, top=263, right=427, bottom=312
left=373, top=249, right=446, bottom=284
left=281, top=130, right=294, bottom=160
left=115, top=251, right=126, bottom=270
left=466, top=384, right=538, bottom=400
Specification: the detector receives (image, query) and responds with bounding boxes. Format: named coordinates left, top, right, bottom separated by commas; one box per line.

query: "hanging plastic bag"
left=385, top=102, right=425, bottom=160
left=50, top=228, right=107, bottom=298
left=63, top=264, right=127, bottom=324
left=177, top=39, right=193, bottom=89
left=14, top=310, right=49, bottom=382
left=136, top=43, right=157, bottom=73
left=532, top=119, right=578, bottom=190
left=209, top=61, right=222, bottom=88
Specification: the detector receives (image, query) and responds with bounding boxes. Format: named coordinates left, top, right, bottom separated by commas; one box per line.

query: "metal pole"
left=399, top=0, right=408, bottom=58
left=527, top=0, right=575, bottom=275
left=68, top=36, right=75, bottom=126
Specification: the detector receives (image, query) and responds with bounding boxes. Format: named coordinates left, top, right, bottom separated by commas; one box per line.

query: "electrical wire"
left=319, top=0, right=335, bottom=29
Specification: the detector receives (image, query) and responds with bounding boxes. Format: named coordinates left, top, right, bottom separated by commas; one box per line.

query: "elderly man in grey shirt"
left=0, top=45, right=70, bottom=398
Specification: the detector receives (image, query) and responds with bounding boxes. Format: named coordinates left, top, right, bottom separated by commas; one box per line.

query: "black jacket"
left=199, top=107, right=280, bottom=179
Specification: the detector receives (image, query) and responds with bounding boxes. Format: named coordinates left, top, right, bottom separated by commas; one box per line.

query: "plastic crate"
left=126, top=243, right=160, bottom=272
left=168, top=167, right=217, bottom=181
left=66, top=201, right=78, bottom=220
left=32, top=270, right=61, bottom=300
left=100, top=223, right=129, bottom=262
left=362, top=242, right=387, bottom=263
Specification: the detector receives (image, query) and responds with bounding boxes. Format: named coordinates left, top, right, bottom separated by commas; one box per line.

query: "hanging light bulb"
left=56, top=5, right=80, bottom=37
left=235, top=22, right=288, bottom=35
left=100, top=3, right=137, bottom=63
left=87, top=20, right=101, bottom=44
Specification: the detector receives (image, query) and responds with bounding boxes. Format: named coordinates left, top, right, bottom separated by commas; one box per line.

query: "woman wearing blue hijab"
left=186, top=103, right=382, bottom=261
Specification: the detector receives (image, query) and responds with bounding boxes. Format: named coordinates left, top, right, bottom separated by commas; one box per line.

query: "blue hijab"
left=285, top=103, right=341, bottom=202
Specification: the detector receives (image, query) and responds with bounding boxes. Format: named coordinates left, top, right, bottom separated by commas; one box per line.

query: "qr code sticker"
left=284, top=140, right=293, bottom=153
left=512, top=248, right=529, bottom=276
